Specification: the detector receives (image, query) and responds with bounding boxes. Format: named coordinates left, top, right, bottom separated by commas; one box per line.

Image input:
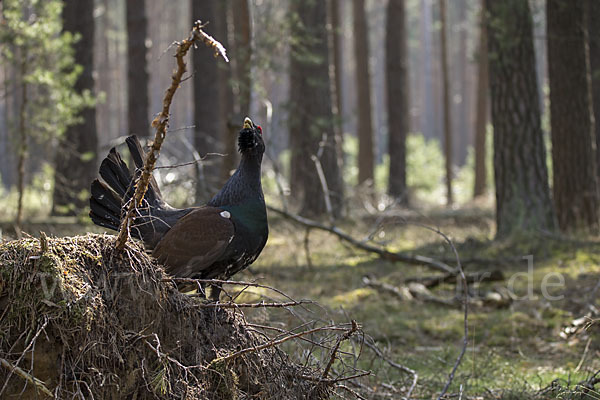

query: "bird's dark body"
left=89, top=120, right=268, bottom=294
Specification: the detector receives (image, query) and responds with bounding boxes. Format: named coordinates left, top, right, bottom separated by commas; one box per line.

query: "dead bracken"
left=0, top=234, right=330, bottom=399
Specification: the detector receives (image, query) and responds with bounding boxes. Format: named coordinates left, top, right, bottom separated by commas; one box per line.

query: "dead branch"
left=115, top=21, right=228, bottom=251
left=300, top=371, right=371, bottom=384
left=193, top=300, right=313, bottom=308
left=321, top=320, right=359, bottom=380
left=0, top=358, right=54, bottom=398
left=214, top=325, right=346, bottom=365
left=267, top=205, right=456, bottom=274
left=431, top=227, right=468, bottom=400
left=405, top=269, right=504, bottom=289
left=363, top=276, right=456, bottom=306
left=163, top=277, right=312, bottom=308
left=359, top=339, right=418, bottom=399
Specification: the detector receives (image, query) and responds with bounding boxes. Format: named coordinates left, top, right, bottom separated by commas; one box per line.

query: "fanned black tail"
left=89, top=136, right=162, bottom=237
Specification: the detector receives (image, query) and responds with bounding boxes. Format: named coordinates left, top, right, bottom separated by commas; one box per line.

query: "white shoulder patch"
left=220, top=210, right=231, bottom=219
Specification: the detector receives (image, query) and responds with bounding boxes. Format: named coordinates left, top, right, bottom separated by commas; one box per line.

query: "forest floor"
left=2, top=209, right=600, bottom=399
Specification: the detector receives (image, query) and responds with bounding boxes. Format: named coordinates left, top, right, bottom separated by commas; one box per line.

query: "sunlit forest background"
left=2, top=0, right=600, bottom=398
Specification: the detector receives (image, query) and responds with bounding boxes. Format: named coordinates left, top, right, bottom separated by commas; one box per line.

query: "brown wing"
left=152, top=206, right=235, bottom=277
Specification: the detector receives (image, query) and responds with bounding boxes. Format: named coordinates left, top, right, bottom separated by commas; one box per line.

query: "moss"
left=0, top=234, right=330, bottom=399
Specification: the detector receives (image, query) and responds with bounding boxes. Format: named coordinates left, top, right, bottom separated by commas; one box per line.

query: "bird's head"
left=238, top=117, right=265, bottom=156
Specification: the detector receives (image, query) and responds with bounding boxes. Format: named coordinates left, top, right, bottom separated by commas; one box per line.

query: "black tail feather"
left=125, top=135, right=163, bottom=203
left=90, top=135, right=163, bottom=235
left=98, top=148, right=131, bottom=197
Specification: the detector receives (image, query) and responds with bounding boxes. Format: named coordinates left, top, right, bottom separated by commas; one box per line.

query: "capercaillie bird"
left=89, top=117, right=268, bottom=300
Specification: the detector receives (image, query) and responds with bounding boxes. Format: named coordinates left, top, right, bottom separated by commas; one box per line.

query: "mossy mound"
left=0, top=234, right=329, bottom=399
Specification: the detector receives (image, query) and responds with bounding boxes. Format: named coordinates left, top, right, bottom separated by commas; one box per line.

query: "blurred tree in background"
left=548, top=0, right=599, bottom=232
left=126, top=0, right=150, bottom=138
left=0, top=0, right=93, bottom=226
left=486, top=0, right=556, bottom=237
left=52, top=0, right=98, bottom=216
left=289, top=0, right=344, bottom=217
left=385, top=0, right=409, bottom=205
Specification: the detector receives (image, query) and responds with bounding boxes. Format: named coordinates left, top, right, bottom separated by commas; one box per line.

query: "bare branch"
left=115, top=21, right=228, bottom=251
left=0, top=358, right=54, bottom=398
left=268, top=205, right=456, bottom=274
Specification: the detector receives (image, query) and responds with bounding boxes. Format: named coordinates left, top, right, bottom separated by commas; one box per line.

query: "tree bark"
left=289, top=0, right=344, bottom=217
left=486, top=0, right=556, bottom=237
left=548, top=0, right=599, bottom=232
left=352, top=0, right=374, bottom=187
left=329, top=0, right=344, bottom=169
left=473, top=0, right=488, bottom=198
left=232, top=0, right=251, bottom=118
left=386, top=0, right=409, bottom=204
left=216, top=0, right=235, bottom=183
left=588, top=0, right=600, bottom=182
left=439, top=0, right=453, bottom=206
left=126, top=0, right=149, bottom=137
left=191, top=0, right=223, bottom=201
left=52, top=0, right=98, bottom=216
left=420, top=0, right=435, bottom=140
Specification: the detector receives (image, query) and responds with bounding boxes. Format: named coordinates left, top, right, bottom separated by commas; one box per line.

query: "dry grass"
left=0, top=234, right=331, bottom=399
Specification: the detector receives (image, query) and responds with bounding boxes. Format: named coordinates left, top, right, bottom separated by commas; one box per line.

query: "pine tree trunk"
left=191, top=1, right=222, bottom=201
left=439, top=0, right=453, bottom=206
left=232, top=0, right=251, bottom=118
left=486, top=0, right=556, bottom=237
left=588, top=0, right=600, bottom=181
left=420, top=0, right=435, bottom=140
left=289, top=0, right=344, bottom=217
left=386, top=0, right=409, bottom=204
left=352, top=0, right=374, bottom=187
left=126, top=0, right=149, bottom=137
left=548, top=0, right=599, bottom=232
left=473, top=0, right=488, bottom=198
left=329, top=0, right=344, bottom=167
left=216, top=0, right=235, bottom=183
left=52, top=0, right=98, bottom=216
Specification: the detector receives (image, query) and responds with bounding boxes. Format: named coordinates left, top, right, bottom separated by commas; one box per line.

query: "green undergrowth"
left=5, top=212, right=600, bottom=398
left=243, top=215, right=600, bottom=398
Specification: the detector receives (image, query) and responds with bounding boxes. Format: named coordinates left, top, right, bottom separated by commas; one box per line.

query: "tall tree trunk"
left=548, top=0, right=599, bottom=232
left=352, top=0, right=374, bottom=187
left=439, top=0, right=453, bottom=206
left=329, top=0, right=344, bottom=168
left=232, top=0, right=251, bottom=118
left=386, top=0, right=409, bottom=204
left=191, top=0, right=222, bottom=201
left=486, top=0, right=556, bottom=237
left=216, top=0, right=235, bottom=183
left=473, top=0, right=489, bottom=198
left=420, top=0, right=435, bottom=139
left=53, top=0, right=97, bottom=216
left=289, top=0, right=344, bottom=217
left=16, top=60, right=27, bottom=232
left=126, top=0, right=149, bottom=137
left=588, top=0, right=600, bottom=181
left=223, top=0, right=251, bottom=180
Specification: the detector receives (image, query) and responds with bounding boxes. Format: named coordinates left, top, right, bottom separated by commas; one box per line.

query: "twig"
left=193, top=300, right=313, bottom=308
left=433, top=227, right=468, bottom=400
left=0, top=358, right=54, bottom=398
left=299, top=371, right=371, bottom=384
left=115, top=20, right=228, bottom=251
left=268, top=205, right=456, bottom=274
left=359, top=339, right=418, bottom=399
left=214, top=325, right=343, bottom=364
left=321, top=320, right=359, bottom=380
